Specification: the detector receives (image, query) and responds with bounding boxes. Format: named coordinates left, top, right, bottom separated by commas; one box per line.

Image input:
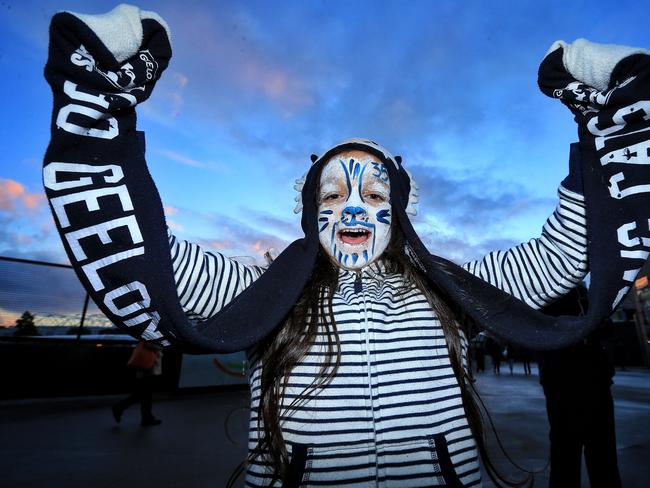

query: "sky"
left=1, top=0, right=649, bottom=325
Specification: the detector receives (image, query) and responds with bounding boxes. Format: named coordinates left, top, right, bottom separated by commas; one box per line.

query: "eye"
left=322, top=193, right=342, bottom=202
left=366, top=193, right=387, bottom=202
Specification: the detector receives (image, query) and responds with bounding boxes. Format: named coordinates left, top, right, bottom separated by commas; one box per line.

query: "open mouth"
left=337, top=228, right=371, bottom=245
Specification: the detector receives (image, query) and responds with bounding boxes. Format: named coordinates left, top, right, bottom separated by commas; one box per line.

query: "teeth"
left=341, top=229, right=368, bottom=235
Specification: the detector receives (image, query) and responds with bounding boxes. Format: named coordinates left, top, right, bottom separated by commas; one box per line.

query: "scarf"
left=42, top=7, right=650, bottom=352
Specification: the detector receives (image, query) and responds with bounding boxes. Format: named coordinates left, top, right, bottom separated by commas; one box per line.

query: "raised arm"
left=42, top=5, right=263, bottom=347
left=462, top=147, right=588, bottom=310
left=168, top=232, right=264, bottom=321
left=42, top=5, right=176, bottom=344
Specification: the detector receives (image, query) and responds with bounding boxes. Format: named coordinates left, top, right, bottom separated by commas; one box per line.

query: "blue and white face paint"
left=318, top=150, right=392, bottom=270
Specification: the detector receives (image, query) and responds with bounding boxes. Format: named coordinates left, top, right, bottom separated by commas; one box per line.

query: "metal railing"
left=0, top=255, right=113, bottom=339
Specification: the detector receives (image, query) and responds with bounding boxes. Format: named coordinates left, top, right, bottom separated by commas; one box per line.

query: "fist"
left=46, top=4, right=172, bottom=109
left=539, top=38, right=650, bottom=116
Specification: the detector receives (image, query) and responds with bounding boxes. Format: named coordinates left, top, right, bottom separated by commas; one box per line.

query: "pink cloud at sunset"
left=173, top=72, right=189, bottom=88
left=164, top=205, right=179, bottom=216
left=238, top=60, right=313, bottom=113
left=200, top=239, right=232, bottom=251
left=167, top=220, right=185, bottom=232
left=163, top=206, right=184, bottom=232
left=250, top=239, right=277, bottom=256
left=0, top=178, right=45, bottom=213
left=197, top=237, right=283, bottom=262
left=138, top=71, right=189, bottom=122
left=166, top=6, right=316, bottom=118
left=0, top=307, right=19, bottom=328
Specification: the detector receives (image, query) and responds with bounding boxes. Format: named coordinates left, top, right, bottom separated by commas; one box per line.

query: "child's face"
left=317, top=150, right=392, bottom=270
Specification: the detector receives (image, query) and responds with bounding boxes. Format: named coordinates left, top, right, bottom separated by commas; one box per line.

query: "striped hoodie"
left=168, top=185, right=588, bottom=487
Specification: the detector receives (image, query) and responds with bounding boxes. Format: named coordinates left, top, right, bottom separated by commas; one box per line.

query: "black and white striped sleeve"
left=462, top=185, right=588, bottom=310
left=167, top=231, right=264, bottom=320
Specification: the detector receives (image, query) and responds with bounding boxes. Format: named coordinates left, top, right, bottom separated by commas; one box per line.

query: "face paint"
left=317, top=150, right=392, bottom=270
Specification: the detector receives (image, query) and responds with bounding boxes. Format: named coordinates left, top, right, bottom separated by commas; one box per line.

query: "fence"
left=0, top=255, right=112, bottom=336
left=0, top=255, right=247, bottom=398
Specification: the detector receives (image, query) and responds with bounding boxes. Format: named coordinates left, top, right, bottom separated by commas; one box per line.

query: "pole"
left=77, top=293, right=90, bottom=341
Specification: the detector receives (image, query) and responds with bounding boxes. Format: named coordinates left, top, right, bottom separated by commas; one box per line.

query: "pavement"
left=1, top=364, right=648, bottom=488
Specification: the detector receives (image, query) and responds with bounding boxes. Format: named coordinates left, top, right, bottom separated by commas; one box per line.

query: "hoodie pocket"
left=286, top=435, right=463, bottom=487
left=429, top=433, right=464, bottom=488
left=379, top=434, right=463, bottom=487
left=286, top=443, right=376, bottom=487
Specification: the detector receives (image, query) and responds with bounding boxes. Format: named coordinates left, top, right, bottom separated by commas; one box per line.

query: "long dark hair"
left=249, top=246, right=340, bottom=485
left=243, top=222, right=533, bottom=487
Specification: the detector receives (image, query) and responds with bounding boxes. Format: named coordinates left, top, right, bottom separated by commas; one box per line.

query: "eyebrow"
left=320, top=176, right=347, bottom=187
left=363, top=179, right=389, bottom=191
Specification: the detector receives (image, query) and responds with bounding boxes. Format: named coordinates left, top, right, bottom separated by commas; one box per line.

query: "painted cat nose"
left=342, top=206, right=367, bottom=220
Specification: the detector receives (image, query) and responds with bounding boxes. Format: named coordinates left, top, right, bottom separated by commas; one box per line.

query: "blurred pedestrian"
left=112, top=341, right=163, bottom=427
left=504, top=344, right=515, bottom=375
left=521, top=348, right=532, bottom=376
left=486, top=337, right=502, bottom=375
left=475, top=337, right=486, bottom=374
left=539, top=286, right=621, bottom=488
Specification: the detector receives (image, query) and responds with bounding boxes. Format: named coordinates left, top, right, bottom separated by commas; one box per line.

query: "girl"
left=42, top=5, right=649, bottom=486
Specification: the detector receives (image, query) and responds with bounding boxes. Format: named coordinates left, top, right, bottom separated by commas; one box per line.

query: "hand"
left=46, top=4, right=172, bottom=110
left=538, top=39, right=649, bottom=116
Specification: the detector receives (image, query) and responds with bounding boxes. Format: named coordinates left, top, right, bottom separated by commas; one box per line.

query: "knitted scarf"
left=42, top=8, right=650, bottom=352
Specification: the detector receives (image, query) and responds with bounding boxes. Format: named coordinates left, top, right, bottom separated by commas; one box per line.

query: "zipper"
left=354, top=270, right=363, bottom=293
left=358, top=269, right=379, bottom=486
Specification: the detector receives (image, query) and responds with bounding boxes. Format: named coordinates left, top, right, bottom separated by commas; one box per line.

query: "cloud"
left=0, top=258, right=86, bottom=322
left=409, top=163, right=555, bottom=226
left=0, top=307, right=19, bottom=328
left=22, top=193, right=45, bottom=209
left=237, top=59, right=313, bottom=114
left=198, top=239, right=231, bottom=251
left=172, top=5, right=314, bottom=114
left=168, top=205, right=294, bottom=264
left=164, top=205, right=179, bottom=216
left=155, top=148, right=230, bottom=172
left=196, top=234, right=286, bottom=262
left=0, top=178, right=65, bottom=262
left=160, top=155, right=554, bottom=266
left=249, top=210, right=301, bottom=239
left=167, top=220, right=184, bottom=232
left=417, top=231, right=519, bottom=265
left=44, top=1, right=572, bottom=191
left=138, top=69, right=190, bottom=125
left=173, top=72, right=189, bottom=88
left=403, top=162, right=557, bottom=262
left=0, top=218, right=60, bottom=257
left=0, top=186, right=86, bottom=325
left=202, top=214, right=291, bottom=261
left=133, top=1, right=570, bottom=181
left=0, top=178, right=46, bottom=213
left=2, top=1, right=607, bottom=277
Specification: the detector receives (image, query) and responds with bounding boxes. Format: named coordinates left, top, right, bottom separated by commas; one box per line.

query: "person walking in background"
left=539, top=287, right=621, bottom=488
left=475, top=340, right=486, bottom=374
left=472, top=334, right=486, bottom=374
left=504, top=344, right=515, bottom=375
left=521, top=348, right=533, bottom=376
left=486, top=336, right=503, bottom=375
left=112, top=342, right=163, bottom=427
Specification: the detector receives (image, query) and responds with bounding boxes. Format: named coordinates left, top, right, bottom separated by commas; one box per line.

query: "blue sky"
left=0, top=0, right=649, bottom=298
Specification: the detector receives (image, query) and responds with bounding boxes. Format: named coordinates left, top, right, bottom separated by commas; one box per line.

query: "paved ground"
left=1, top=365, right=648, bottom=487
left=476, top=365, right=650, bottom=487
